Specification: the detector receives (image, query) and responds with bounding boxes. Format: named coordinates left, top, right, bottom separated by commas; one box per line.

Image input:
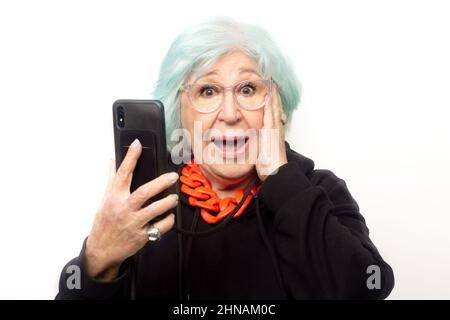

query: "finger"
left=263, top=88, right=273, bottom=130
left=138, top=213, right=175, bottom=243
left=105, top=158, right=116, bottom=193
left=148, top=213, right=175, bottom=236
left=260, top=87, right=276, bottom=157
left=259, top=124, right=271, bottom=166
left=127, top=172, right=179, bottom=211
left=272, top=88, right=283, bottom=128
left=269, top=86, right=277, bottom=127
left=278, top=93, right=287, bottom=126
left=113, top=139, right=142, bottom=192
left=135, top=193, right=179, bottom=226
left=276, top=91, right=287, bottom=137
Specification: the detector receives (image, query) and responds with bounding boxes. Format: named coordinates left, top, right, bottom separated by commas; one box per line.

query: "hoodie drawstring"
left=180, top=207, right=200, bottom=299
left=174, top=161, right=258, bottom=298
left=171, top=164, right=286, bottom=300
left=254, top=194, right=289, bottom=299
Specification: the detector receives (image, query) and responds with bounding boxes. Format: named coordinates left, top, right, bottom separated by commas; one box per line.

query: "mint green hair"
left=152, top=16, right=301, bottom=149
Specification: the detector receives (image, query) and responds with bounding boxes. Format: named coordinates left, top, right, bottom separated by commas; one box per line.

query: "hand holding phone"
left=83, top=100, right=178, bottom=282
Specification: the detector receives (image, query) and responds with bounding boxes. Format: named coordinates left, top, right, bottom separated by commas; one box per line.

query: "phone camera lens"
left=117, top=106, right=125, bottom=128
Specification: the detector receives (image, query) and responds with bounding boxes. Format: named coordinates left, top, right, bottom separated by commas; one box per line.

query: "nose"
left=218, top=90, right=241, bottom=124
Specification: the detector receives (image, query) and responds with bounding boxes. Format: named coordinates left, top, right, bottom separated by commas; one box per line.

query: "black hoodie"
left=56, top=142, right=394, bottom=300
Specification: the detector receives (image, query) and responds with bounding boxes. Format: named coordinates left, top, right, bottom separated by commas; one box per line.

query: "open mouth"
left=210, top=135, right=249, bottom=157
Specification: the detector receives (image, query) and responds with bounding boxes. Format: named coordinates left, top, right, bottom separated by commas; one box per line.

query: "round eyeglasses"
left=180, top=79, right=273, bottom=113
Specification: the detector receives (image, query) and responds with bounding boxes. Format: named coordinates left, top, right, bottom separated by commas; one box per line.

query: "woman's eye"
left=239, top=84, right=256, bottom=95
left=200, top=86, right=218, bottom=97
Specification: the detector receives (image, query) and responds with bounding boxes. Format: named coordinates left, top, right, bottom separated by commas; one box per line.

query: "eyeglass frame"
left=179, top=78, right=275, bottom=114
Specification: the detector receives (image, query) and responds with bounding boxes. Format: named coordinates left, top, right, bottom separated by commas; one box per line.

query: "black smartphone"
left=113, top=99, right=169, bottom=218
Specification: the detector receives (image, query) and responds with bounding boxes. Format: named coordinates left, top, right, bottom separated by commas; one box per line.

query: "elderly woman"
left=56, top=17, right=394, bottom=300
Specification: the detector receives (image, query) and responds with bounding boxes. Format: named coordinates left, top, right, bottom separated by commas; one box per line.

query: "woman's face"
left=180, top=51, right=265, bottom=183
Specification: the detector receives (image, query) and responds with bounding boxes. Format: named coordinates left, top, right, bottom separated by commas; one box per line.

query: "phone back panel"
left=112, top=100, right=167, bottom=207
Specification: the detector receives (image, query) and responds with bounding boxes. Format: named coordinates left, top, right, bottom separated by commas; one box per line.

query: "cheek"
left=180, top=99, right=216, bottom=142
left=246, top=110, right=264, bottom=129
left=180, top=96, right=201, bottom=133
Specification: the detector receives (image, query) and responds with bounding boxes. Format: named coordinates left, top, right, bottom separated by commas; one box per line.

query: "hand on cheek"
left=256, top=86, right=288, bottom=181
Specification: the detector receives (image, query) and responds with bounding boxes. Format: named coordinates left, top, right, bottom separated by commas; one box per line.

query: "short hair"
left=152, top=16, right=301, bottom=149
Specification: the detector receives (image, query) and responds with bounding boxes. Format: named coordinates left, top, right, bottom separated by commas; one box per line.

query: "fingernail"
left=167, top=172, right=179, bottom=181
left=172, top=194, right=179, bottom=202
left=130, top=139, right=141, bottom=149
left=169, top=213, right=176, bottom=226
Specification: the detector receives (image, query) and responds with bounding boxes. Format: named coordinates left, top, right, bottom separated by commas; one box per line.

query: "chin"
left=205, top=162, right=255, bottom=180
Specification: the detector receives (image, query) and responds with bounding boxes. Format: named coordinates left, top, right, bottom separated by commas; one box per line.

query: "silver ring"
left=147, top=224, right=162, bottom=242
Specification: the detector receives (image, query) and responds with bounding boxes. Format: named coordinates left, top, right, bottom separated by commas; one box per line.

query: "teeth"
left=212, top=136, right=248, bottom=153
left=225, top=140, right=235, bottom=152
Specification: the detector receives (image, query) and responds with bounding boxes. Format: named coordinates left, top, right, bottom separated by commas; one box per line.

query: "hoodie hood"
left=285, top=141, right=315, bottom=177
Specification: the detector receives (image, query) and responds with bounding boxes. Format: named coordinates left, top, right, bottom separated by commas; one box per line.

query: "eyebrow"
left=238, top=68, right=260, bottom=76
left=198, top=68, right=260, bottom=80
left=199, top=70, right=218, bottom=78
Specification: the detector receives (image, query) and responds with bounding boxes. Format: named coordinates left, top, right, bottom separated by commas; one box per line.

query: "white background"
left=0, top=0, right=449, bottom=299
